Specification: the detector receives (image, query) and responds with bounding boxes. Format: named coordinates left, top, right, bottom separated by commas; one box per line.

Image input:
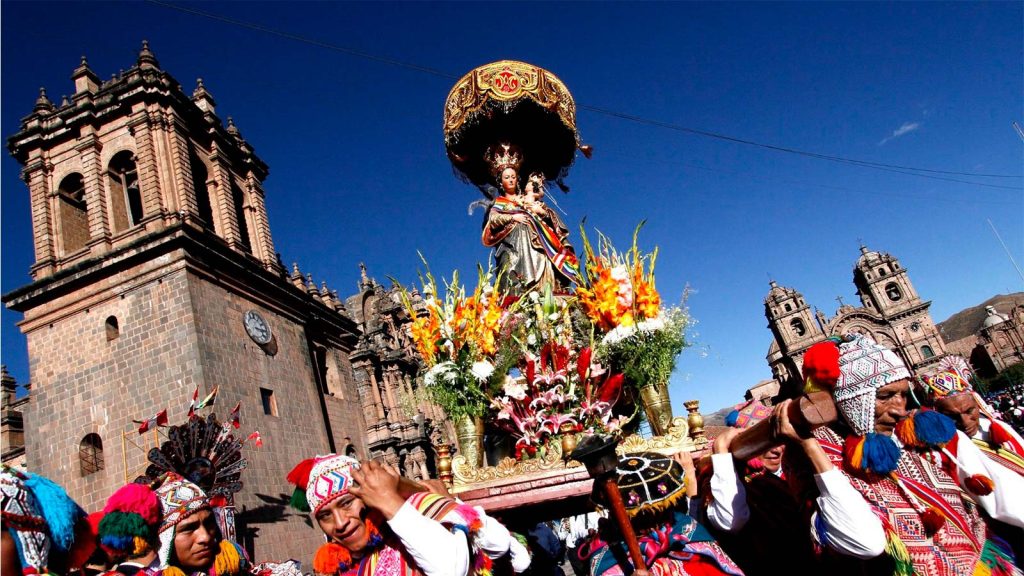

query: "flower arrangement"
left=577, top=224, right=688, bottom=393
left=576, top=225, right=661, bottom=333
left=399, top=265, right=506, bottom=421
left=400, top=221, right=689, bottom=461
left=489, top=287, right=628, bottom=459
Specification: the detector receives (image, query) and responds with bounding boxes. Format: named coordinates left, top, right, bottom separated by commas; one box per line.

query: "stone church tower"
left=3, top=44, right=367, bottom=561
left=766, top=245, right=946, bottom=397
left=764, top=280, right=824, bottom=392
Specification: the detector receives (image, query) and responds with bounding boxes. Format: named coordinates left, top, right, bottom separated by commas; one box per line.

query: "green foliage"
left=980, top=363, right=1024, bottom=393
left=599, top=309, right=688, bottom=391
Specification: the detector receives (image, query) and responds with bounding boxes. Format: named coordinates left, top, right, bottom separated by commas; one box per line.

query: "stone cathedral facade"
left=765, top=245, right=947, bottom=397
left=1, top=44, right=435, bottom=562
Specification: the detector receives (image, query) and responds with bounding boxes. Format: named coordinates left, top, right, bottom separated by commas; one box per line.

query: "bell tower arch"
left=851, top=245, right=944, bottom=367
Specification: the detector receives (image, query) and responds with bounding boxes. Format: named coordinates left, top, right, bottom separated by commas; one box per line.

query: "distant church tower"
left=765, top=245, right=947, bottom=397
left=765, top=280, right=824, bottom=396
left=848, top=245, right=945, bottom=368
left=3, top=44, right=366, bottom=561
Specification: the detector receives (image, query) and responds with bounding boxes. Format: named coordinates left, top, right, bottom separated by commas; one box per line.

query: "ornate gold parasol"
left=443, top=60, right=589, bottom=191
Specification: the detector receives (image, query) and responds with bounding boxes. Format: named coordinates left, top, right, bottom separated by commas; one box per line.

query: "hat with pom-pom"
left=0, top=465, right=92, bottom=575
left=834, top=334, right=911, bottom=436
left=286, top=455, right=359, bottom=516
left=153, top=473, right=210, bottom=570
left=98, top=482, right=162, bottom=560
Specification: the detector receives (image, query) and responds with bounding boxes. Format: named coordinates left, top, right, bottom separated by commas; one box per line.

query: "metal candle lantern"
left=571, top=435, right=651, bottom=576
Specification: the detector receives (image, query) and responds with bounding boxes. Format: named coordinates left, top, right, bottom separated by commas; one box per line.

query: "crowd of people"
left=4, top=335, right=1024, bottom=576
left=985, top=384, right=1024, bottom=432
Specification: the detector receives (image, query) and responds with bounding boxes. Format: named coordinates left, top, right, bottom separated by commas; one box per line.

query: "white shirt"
left=706, top=452, right=884, bottom=559
left=388, top=502, right=470, bottom=576
left=974, top=416, right=1024, bottom=450
left=948, top=429, right=1024, bottom=528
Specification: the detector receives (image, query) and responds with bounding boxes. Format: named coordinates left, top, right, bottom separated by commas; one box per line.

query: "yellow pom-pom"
left=132, top=536, right=150, bottom=556
left=163, top=566, right=187, bottom=576
left=213, top=540, right=241, bottom=576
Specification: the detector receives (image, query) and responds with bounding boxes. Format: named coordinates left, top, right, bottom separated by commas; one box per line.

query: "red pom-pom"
left=102, top=483, right=161, bottom=526
left=990, top=421, right=1014, bottom=446
left=965, top=474, right=995, bottom=495
left=312, top=542, right=351, bottom=576
left=286, top=458, right=316, bottom=490
left=920, top=507, right=945, bottom=535
left=802, top=341, right=841, bottom=389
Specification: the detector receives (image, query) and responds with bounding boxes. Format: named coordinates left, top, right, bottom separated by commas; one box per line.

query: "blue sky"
left=2, top=2, right=1022, bottom=415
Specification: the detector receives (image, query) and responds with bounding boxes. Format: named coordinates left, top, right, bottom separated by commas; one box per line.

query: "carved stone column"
left=127, top=110, right=165, bottom=225
left=24, top=158, right=55, bottom=278
left=76, top=133, right=111, bottom=254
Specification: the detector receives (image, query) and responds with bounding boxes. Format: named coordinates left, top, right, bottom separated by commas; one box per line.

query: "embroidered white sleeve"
left=951, top=430, right=1024, bottom=528
left=388, top=502, right=471, bottom=576
left=508, top=536, right=532, bottom=573
left=811, top=469, right=886, bottom=559
left=468, top=506, right=512, bottom=559
left=706, top=453, right=750, bottom=532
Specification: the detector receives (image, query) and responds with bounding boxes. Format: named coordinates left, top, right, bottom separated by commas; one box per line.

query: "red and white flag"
left=246, top=431, right=263, bottom=448
left=229, top=402, right=241, bottom=429
left=134, top=409, right=168, bottom=434
left=187, top=385, right=200, bottom=419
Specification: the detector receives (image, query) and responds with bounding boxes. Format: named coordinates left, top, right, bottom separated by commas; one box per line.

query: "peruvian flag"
left=229, top=402, right=241, bottom=429
left=134, top=409, right=168, bottom=434
left=187, top=385, right=200, bottom=419
left=246, top=431, right=263, bottom=448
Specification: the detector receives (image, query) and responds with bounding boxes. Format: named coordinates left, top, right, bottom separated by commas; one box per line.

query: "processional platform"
left=445, top=416, right=707, bottom=523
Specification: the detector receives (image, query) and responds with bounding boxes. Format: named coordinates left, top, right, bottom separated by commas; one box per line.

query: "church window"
left=79, top=433, right=104, bottom=476
left=260, top=388, right=278, bottom=416
left=791, top=318, right=806, bottom=336
left=866, top=273, right=872, bottom=280
left=885, top=283, right=902, bottom=301
left=893, top=262, right=899, bottom=270
left=107, top=151, right=143, bottom=232
left=878, top=267, right=887, bottom=276
left=189, top=149, right=215, bottom=228
left=57, top=173, right=89, bottom=254
left=231, top=181, right=252, bottom=252
left=105, top=316, right=119, bottom=341
left=784, top=303, right=792, bottom=312
left=921, top=345, right=935, bottom=359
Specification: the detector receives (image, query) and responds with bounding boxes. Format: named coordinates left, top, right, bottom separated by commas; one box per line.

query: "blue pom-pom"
left=24, top=472, right=84, bottom=553
left=861, top=433, right=901, bottom=475
left=912, top=410, right=955, bottom=446
left=100, top=534, right=135, bottom=552
left=725, top=410, right=740, bottom=427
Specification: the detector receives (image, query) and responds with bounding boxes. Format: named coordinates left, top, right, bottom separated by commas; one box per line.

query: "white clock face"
left=244, top=310, right=272, bottom=345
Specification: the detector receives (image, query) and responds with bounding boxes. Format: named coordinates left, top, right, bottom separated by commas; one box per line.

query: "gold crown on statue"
left=486, top=142, right=523, bottom=179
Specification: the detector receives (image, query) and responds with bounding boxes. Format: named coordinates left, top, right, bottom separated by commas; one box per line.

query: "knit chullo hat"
left=922, top=371, right=971, bottom=400
left=599, top=452, right=687, bottom=518
left=0, top=465, right=93, bottom=576
left=285, top=454, right=359, bottom=515
left=153, top=473, right=210, bottom=570
left=724, top=399, right=771, bottom=430
left=834, top=334, right=911, bottom=436
left=98, top=482, right=162, bottom=561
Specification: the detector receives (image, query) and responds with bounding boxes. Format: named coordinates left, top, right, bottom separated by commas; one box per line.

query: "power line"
left=579, top=104, right=1022, bottom=189
left=146, top=0, right=1023, bottom=188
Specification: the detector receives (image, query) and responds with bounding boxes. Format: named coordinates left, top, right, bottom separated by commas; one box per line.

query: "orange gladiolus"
left=410, top=307, right=440, bottom=364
